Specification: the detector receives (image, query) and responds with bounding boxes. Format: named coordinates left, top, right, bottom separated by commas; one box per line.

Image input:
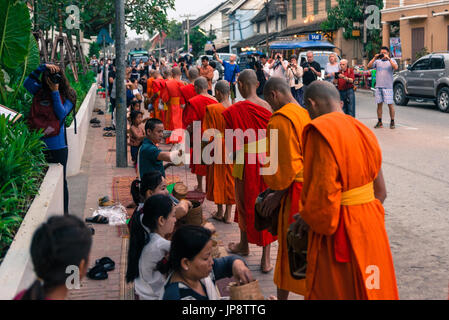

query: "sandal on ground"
left=227, top=242, right=249, bottom=256
left=85, top=215, right=109, bottom=224
left=103, top=127, right=114, bottom=131
left=87, top=264, right=108, bottom=280
left=98, top=196, right=115, bottom=207
left=90, top=118, right=100, bottom=124
left=91, top=123, right=101, bottom=128
left=103, top=132, right=115, bottom=137
left=95, top=257, right=115, bottom=272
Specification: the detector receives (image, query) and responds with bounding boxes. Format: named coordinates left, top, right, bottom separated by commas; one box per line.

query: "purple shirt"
left=373, top=59, right=397, bottom=89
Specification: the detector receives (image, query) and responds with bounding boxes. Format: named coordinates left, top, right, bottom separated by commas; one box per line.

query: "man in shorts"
left=368, top=46, right=399, bottom=129
left=214, top=53, right=240, bottom=104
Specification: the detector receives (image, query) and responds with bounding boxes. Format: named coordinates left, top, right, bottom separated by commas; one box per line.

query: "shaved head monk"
left=180, top=67, right=200, bottom=110
left=261, top=77, right=311, bottom=300
left=203, top=80, right=235, bottom=223
left=222, top=69, right=276, bottom=273
left=293, top=81, right=398, bottom=300
left=163, top=67, right=184, bottom=143
left=183, top=77, right=218, bottom=192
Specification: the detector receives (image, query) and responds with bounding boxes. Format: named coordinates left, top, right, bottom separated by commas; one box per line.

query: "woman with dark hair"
left=128, top=110, right=145, bottom=165
left=24, top=64, right=77, bottom=215
left=126, top=194, right=176, bottom=299
left=162, top=225, right=253, bottom=300
left=14, top=216, right=92, bottom=300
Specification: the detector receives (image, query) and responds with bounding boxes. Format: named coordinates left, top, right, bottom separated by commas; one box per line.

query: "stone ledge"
left=0, top=164, right=64, bottom=300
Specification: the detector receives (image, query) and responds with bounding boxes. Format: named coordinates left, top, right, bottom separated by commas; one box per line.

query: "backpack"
left=28, top=89, right=76, bottom=138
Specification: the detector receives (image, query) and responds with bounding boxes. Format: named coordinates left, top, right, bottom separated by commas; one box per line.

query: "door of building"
left=411, top=27, right=424, bottom=62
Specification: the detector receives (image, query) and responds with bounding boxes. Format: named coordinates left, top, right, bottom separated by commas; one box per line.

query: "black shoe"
left=97, top=110, right=104, bottom=115
left=95, top=257, right=115, bottom=272
left=390, top=121, right=396, bottom=129
left=90, top=118, right=100, bottom=124
left=87, top=264, right=108, bottom=280
left=374, top=121, right=383, bottom=129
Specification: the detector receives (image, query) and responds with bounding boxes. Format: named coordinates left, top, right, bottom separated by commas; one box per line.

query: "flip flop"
left=85, top=215, right=109, bottom=224
left=103, top=132, right=115, bottom=137
left=95, top=257, right=115, bottom=272
left=211, top=212, right=225, bottom=223
left=87, top=264, right=108, bottom=280
left=227, top=242, right=249, bottom=256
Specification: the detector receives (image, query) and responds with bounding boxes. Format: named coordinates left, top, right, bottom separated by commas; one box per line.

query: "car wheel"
left=394, top=84, right=409, bottom=106
left=437, top=87, right=449, bottom=112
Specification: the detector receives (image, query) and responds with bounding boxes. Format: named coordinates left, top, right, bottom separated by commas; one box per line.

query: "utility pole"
left=265, top=0, right=269, bottom=54
left=181, top=14, right=192, bottom=53
left=115, top=0, right=127, bottom=168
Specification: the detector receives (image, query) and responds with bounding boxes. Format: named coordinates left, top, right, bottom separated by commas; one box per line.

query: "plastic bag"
left=92, top=204, right=127, bottom=226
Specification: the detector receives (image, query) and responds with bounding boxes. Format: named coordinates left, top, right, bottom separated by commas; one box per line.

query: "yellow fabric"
left=169, top=97, right=180, bottom=105
left=294, top=170, right=304, bottom=183
left=340, top=182, right=375, bottom=206
left=232, top=138, right=267, bottom=180
left=164, top=103, right=168, bottom=111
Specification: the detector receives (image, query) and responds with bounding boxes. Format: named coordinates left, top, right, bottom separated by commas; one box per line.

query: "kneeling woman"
left=126, top=194, right=176, bottom=300
left=162, top=225, right=253, bottom=300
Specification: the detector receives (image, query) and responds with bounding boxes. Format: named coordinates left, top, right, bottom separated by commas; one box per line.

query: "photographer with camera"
left=368, top=46, right=398, bottom=129
left=24, top=63, right=77, bottom=215
left=301, top=51, right=322, bottom=94
left=286, top=55, right=304, bottom=105
left=334, top=59, right=356, bottom=118
left=268, top=53, right=289, bottom=80
left=178, top=57, right=189, bottom=82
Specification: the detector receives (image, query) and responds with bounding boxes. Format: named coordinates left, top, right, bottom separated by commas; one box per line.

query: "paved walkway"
left=67, top=94, right=303, bottom=300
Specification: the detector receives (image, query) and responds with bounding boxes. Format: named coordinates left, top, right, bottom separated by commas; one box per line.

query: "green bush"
left=0, top=116, right=47, bottom=262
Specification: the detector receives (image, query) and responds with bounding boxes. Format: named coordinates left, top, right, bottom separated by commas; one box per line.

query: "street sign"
left=309, top=34, right=322, bottom=41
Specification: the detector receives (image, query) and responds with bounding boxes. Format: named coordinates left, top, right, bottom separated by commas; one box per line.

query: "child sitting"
left=14, top=216, right=92, bottom=300
left=126, top=194, right=176, bottom=300
left=128, top=110, right=145, bottom=165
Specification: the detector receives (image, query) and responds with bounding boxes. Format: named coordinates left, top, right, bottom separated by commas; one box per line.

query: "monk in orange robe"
left=180, top=67, right=199, bottom=115
left=222, top=70, right=276, bottom=273
left=183, top=77, right=218, bottom=192
left=163, top=67, right=185, bottom=144
left=261, top=77, right=311, bottom=300
left=150, top=71, right=165, bottom=122
left=202, top=80, right=235, bottom=224
left=292, top=81, right=399, bottom=300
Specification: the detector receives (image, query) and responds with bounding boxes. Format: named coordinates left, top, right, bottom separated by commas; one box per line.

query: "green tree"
left=166, top=20, right=183, bottom=41
left=88, top=41, right=101, bottom=58
left=321, top=0, right=384, bottom=57
left=189, top=26, right=216, bottom=56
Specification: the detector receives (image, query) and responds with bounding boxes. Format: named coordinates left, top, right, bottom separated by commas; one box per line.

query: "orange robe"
left=183, top=95, right=217, bottom=176
left=180, top=84, right=197, bottom=126
left=202, top=103, right=235, bottom=205
left=152, top=78, right=166, bottom=122
left=263, top=103, right=311, bottom=295
left=222, top=101, right=276, bottom=247
left=164, top=79, right=185, bottom=143
left=301, top=112, right=399, bottom=300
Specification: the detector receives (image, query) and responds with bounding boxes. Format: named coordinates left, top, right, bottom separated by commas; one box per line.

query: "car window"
left=430, top=57, right=445, bottom=70
left=412, top=58, right=430, bottom=71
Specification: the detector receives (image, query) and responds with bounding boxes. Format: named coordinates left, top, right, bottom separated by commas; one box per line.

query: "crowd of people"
left=18, top=46, right=401, bottom=301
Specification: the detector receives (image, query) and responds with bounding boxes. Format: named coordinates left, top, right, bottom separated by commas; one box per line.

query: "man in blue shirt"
left=214, top=53, right=240, bottom=104
left=138, top=118, right=183, bottom=180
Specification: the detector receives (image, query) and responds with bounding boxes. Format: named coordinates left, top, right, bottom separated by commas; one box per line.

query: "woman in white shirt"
left=126, top=194, right=176, bottom=300
left=324, top=53, right=340, bottom=83
left=287, top=55, right=304, bottom=105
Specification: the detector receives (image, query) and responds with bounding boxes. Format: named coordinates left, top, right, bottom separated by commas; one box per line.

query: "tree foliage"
left=189, top=26, right=216, bottom=56
left=166, top=20, right=183, bottom=41
left=321, top=0, right=384, bottom=56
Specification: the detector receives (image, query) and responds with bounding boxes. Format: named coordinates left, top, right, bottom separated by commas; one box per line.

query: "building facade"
left=382, top=0, right=449, bottom=63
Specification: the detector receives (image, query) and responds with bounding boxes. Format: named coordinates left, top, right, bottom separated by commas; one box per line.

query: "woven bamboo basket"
left=180, top=200, right=203, bottom=226
left=173, top=182, right=188, bottom=200
left=229, top=280, right=265, bottom=300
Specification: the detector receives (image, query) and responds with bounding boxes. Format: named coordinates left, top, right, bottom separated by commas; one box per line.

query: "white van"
left=298, top=51, right=341, bottom=80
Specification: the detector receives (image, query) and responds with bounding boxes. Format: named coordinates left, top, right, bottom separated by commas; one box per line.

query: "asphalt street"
left=236, top=88, right=449, bottom=299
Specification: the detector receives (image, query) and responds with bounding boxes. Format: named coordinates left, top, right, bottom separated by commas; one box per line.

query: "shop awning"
left=270, top=40, right=335, bottom=50
left=400, top=15, right=428, bottom=20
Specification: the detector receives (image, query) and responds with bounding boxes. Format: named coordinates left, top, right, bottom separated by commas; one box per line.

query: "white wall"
left=0, top=164, right=64, bottom=300
left=66, top=83, right=97, bottom=177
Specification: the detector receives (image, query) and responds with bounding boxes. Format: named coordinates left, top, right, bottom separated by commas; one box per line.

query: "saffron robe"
left=202, top=103, right=235, bottom=205
left=164, top=79, right=185, bottom=143
left=264, top=103, right=311, bottom=295
left=222, top=101, right=276, bottom=247
left=180, top=84, right=197, bottom=126
left=301, top=112, right=399, bottom=300
left=183, top=95, right=217, bottom=176
left=152, top=78, right=166, bottom=122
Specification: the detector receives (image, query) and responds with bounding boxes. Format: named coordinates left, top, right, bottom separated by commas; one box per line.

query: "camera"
left=377, top=54, right=384, bottom=59
left=334, top=71, right=340, bottom=78
left=49, top=73, right=62, bottom=84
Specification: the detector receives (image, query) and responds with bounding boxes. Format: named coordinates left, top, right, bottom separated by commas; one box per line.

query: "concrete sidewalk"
left=67, top=94, right=303, bottom=300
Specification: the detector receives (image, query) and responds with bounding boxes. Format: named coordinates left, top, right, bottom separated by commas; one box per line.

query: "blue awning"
left=239, top=51, right=264, bottom=56
left=270, top=40, right=335, bottom=50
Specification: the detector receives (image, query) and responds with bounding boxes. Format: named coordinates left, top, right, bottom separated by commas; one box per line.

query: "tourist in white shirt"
left=286, top=55, right=304, bottom=105
left=126, top=194, right=176, bottom=300
left=260, top=54, right=272, bottom=80
left=268, top=53, right=289, bottom=80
